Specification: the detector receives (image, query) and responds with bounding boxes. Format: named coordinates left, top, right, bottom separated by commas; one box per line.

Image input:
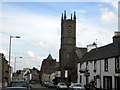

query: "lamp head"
left=15, top=36, right=20, bottom=38
left=20, top=57, right=22, bottom=58
left=10, top=36, right=20, bottom=38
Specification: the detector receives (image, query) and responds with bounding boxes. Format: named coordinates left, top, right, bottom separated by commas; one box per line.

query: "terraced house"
left=0, top=53, right=9, bottom=89
left=77, top=32, right=120, bottom=90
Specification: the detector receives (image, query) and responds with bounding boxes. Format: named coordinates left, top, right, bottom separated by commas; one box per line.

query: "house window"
left=103, top=76, right=112, bottom=90
left=115, top=57, right=120, bottom=71
left=94, top=76, right=97, bottom=86
left=80, top=75, right=82, bottom=83
left=86, top=62, right=89, bottom=72
left=104, top=58, right=108, bottom=71
left=94, top=61, right=97, bottom=72
left=79, top=63, right=81, bottom=72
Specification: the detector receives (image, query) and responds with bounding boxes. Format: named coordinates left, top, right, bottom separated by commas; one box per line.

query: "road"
left=30, top=84, right=56, bottom=90
left=32, top=88, right=56, bottom=90
left=32, top=87, right=56, bottom=90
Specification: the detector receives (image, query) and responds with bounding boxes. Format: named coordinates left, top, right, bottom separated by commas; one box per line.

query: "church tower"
left=59, top=10, right=76, bottom=82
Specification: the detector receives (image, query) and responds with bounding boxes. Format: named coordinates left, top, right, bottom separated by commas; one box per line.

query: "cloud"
left=101, top=10, right=117, bottom=24
left=14, top=51, right=45, bottom=70
left=100, top=7, right=117, bottom=24
left=0, top=49, right=8, bottom=57
left=103, top=0, right=118, bottom=9
left=76, top=17, right=114, bottom=47
left=1, top=3, right=61, bottom=70
left=27, top=51, right=35, bottom=58
left=2, top=3, right=60, bottom=56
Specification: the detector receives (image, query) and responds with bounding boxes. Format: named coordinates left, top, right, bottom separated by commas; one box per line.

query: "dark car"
left=8, top=80, right=31, bottom=90
left=1, top=87, right=28, bottom=90
left=30, top=80, right=36, bottom=84
left=47, top=82, right=57, bottom=88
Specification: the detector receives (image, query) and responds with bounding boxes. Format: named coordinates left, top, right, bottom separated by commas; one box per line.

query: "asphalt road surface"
left=31, top=87, right=56, bottom=90
left=30, top=84, right=56, bottom=90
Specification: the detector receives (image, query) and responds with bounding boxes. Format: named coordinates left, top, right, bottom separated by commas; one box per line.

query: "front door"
left=103, top=76, right=112, bottom=90
left=115, top=76, right=120, bottom=90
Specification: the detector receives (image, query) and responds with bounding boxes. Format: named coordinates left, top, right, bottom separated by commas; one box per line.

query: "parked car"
left=47, top=82, right=57, bottom=88
left=30, top=80, right=35, bottom=84
left=57, top=83, right=68, bottom=90
left=1, top=87, right=28, bottom=90
left=7, top=80, right=31, bottom=90
left=43, top=81, right=50, bottom=87
left=69, top=83, right=85, bottom=90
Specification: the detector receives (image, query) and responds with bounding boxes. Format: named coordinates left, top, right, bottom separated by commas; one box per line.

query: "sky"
left=0, top=0, right=119, bottom=71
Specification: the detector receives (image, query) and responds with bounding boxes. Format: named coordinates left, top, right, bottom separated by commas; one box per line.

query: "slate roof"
left=75, top=47, right=87, bottom=60
left=78, top=43, right=120, bottom=63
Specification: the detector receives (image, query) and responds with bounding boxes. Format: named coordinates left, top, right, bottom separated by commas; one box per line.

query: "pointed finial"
left=71, top=14, right=72, bottom=20
left=74, top=11, right=76, bottom=20
left=64, top=10, right=66, bottom=19
left=61, top=13, right=63, bottom=20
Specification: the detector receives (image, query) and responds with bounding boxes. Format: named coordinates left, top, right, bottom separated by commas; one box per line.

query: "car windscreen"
left=10, top=81, right=28, bottom=87
left=74, top=84, right=83, bottom=87
left=59, top=83, right=66, bottom=86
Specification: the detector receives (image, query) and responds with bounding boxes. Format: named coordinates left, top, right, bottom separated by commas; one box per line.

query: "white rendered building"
left=77, top=32, right=120, bottom=90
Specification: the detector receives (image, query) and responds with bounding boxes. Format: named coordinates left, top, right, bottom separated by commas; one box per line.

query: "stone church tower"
left=59, top=10, right=76, bottom=82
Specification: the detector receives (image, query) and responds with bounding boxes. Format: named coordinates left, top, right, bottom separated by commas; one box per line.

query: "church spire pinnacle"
left=61, top=13, right=63, bottom=20
left=71, top=14, right=72, bottom=20
left=73, top=11, right=76, bottom=20
left=64, top=10, right=66, bottom=19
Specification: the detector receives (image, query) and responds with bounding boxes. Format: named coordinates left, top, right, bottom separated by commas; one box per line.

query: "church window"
left=68, top=25, right=71, bottom=28
left=68, top=25, right=72, bottom=33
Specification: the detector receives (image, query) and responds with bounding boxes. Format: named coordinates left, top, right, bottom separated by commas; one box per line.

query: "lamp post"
left=8, top=36, right=20, bottom=66
left=14, top=56, right=22, bottom=73
left=8, top=35, right=20, bottom=82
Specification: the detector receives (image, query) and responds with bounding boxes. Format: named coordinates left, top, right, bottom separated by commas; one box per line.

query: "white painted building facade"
left=77, top=32, right=120, bottom=90
left=77, top=57, right=120, bottom=89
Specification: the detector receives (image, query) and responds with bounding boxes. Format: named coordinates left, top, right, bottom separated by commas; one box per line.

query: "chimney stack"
left=87, top=42, right=97, bottom=52
left=113, top=31, right=120, bottom=45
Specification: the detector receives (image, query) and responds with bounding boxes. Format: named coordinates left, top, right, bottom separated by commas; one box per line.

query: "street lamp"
left=8, top=36, right=20, bottom=66
left=14, top=56, right=22, bottom=73
left=8, top=35, right=20, bottom=82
